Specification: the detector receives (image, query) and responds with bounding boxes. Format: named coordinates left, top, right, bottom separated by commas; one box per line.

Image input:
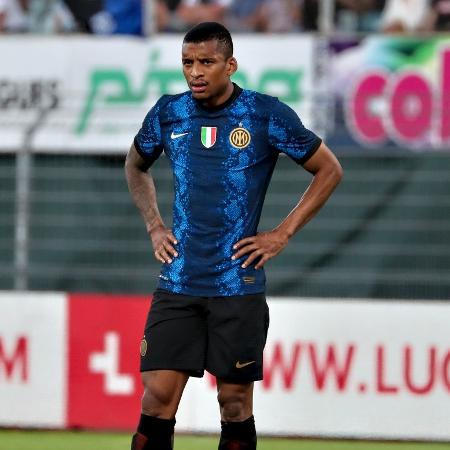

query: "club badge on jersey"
left=230, top=127, right=251, bottom=149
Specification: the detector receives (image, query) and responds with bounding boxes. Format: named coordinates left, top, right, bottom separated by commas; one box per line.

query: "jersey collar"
left=194, top=83, right=243, bottom=112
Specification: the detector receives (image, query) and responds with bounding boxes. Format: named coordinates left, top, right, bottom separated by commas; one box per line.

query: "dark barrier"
left=0, top=154, right=15, bottom=290
left=1, top=151, right=447, bottom=300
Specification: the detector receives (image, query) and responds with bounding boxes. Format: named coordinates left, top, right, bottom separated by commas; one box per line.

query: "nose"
left=191, top=61, right=203, bottom=78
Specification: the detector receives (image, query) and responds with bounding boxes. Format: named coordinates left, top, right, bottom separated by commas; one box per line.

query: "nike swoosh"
left=171, top=131, right=189, bottom=139
left=235, top=361, right=256, bottom=369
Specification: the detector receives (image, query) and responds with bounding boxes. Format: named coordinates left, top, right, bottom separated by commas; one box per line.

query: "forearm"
left=275, top=161, right=342, bottom=239
left=125, top=164, right=165, bottom=234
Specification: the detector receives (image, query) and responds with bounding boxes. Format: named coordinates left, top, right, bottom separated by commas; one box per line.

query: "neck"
left=201, top=82, right=234, bottom=108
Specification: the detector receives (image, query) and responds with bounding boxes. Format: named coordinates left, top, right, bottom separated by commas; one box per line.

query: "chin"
left=191, top=90, right=209, bottom=100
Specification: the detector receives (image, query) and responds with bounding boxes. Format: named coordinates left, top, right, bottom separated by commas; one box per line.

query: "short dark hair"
left=183, top=22, right=233, bottom=58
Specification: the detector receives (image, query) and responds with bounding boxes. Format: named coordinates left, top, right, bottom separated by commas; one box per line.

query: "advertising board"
left=0, top=36, right=320, bottom=153
left=331, top=36, right=450, bottom=152
left=0, top=293, right=448, bottom=440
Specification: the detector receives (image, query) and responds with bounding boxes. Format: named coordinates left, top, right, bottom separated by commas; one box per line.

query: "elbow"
left=334, top=160, right=344, bottom=185
left=124, top=154, right=132, bottom=179
left=124, top=153, right=132, bottom=172
left=328, top=159, right=343, bottom=188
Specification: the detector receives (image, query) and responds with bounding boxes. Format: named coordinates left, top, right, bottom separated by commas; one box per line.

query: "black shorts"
left=140, top=289, right=270, bottom=383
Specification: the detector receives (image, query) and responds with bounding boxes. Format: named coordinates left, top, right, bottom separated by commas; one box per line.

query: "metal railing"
left=1, top=150, right=449, bottom=299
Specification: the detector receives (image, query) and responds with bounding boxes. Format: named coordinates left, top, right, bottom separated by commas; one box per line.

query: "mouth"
left=190, top=81, right=207, bottom=94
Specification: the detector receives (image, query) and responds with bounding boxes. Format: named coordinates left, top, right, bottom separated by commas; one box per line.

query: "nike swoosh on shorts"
left=235, top=361, right=256, bottom=369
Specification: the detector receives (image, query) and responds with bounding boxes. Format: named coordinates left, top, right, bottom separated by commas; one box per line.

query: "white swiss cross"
left=89, top=332, right=134, bottom=395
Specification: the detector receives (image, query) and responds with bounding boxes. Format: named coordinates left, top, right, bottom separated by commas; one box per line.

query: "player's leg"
left=141, top=370, right=189, bottom=417
left=216, top=379, right=256, bottom=450
left=206, top=293, right=270, bottom=450
left=132, top=369, right=189, bottom=450
left=132, top=290, right=208, bottom=450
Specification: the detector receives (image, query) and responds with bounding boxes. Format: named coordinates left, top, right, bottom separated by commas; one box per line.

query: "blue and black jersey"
left=134, top=85, right=321, bottom=297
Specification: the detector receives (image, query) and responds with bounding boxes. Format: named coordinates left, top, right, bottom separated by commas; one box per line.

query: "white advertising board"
left=0, top=35, right=321, bottom=153
left=0, top=292, right=67, bottom=427
left=177, top=299, right=450, bottom=440
left=1, top=293, right=448, bottom=440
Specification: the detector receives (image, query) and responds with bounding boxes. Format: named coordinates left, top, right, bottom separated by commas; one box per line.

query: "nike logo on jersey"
left=171, top=131, right=189, bottom=139
left=235, top=360, right=256, bottom=369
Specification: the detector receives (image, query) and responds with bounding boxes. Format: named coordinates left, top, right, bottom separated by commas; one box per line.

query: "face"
left=182, top=40, right=237, bottom=107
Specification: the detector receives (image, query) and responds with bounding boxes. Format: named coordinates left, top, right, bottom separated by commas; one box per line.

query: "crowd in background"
left=1, top=0, right=450, bottom=35
left=0, top=0, right=142, bottom=34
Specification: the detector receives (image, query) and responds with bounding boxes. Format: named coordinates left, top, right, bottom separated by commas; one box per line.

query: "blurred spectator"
left=63, top=0, right=143, bottom=35
left=156, top=0, right=176, bottom=31
left=225, top=0, right=301, bottom=32
left=256, top=0, right=302, bottom=32
left=157, top=0, right=301, bottom=33
left=29, top=0, right=75, bottom=33
left=421, top=0, right=450, bottom=31
left=0, top=0, right=28, bottom=32
left=156, top=0, right=231, bottom=32
left=62, top=0, right=101, bottom=32
left=223, top=0, right=262, bottom=32
left=336, top=0, right=385, bottom=32
left=0, top=0, right=75, bottom=33
left=380, top=0, right=430, bottom=32
left=156, top=0, right=188, bottom=31
left=302, top=0, right=385, bottom=33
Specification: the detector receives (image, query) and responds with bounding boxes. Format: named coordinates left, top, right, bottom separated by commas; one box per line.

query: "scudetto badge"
left=229, top=127, right=251, bottom=149
left=140, top=338, right=148, bottom=357
left=201, top=126, right=217, bottom=148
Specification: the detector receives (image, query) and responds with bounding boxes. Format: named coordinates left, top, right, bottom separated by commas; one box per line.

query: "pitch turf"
left=1, top=431, right=450, bottom=450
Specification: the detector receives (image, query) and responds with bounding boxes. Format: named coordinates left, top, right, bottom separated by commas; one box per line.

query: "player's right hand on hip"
left=150, top=226, right=178, bottom=264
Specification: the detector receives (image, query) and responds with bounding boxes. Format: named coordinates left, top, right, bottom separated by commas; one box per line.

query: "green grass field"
left=1, top=431, right=450, bottom=450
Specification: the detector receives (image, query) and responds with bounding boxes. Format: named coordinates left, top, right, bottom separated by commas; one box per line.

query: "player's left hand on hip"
left=231, top=230, right=289, bottom=270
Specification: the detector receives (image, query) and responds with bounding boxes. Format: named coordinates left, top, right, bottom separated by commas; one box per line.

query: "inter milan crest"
left=201, top=126, right=217, bottom=148
left=140, top=337, right=147, bottom=357
left=229, top=127, right=251, bottom=149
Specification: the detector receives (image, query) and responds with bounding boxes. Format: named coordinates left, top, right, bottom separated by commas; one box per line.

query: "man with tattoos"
left=125, top=21, right=342, bottom=450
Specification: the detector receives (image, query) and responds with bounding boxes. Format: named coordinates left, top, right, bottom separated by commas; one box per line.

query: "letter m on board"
left=0, top=336, right=28, bottom=382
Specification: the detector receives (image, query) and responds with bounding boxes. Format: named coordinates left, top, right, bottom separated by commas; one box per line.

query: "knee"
left=141, top=376, right=175, bottom=417
left=140, top=370, right=188, bottom=418
left=217, top=386, right=251, bottom=422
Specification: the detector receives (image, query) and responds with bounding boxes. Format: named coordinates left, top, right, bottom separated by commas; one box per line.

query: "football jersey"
left=134, top=85, right=321, bottom=296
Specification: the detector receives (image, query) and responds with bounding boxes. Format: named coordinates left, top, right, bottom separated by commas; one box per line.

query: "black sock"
left=131, top=414, right=176, bottom=450
left=219, top=415, right=257, bottom=450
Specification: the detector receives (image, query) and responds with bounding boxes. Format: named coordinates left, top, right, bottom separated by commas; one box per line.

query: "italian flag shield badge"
left=201, top=126, right=217, bottom=148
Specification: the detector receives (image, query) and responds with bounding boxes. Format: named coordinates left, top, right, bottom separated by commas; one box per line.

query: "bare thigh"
left=141, top=370, right=190, bottom=419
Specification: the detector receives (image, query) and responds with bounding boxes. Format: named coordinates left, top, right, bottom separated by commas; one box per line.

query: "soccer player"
left=125, top=21, right=342, bottom=450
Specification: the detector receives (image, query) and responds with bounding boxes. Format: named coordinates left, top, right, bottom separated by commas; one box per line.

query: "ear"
left=227, top=57, right=238, bottom=77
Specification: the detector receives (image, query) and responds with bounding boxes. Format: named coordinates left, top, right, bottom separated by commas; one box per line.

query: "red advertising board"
left=68, top=294, right=150, bottom=430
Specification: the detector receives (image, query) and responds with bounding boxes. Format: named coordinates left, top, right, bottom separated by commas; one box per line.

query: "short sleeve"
left=134, top=98, right=164, bottom=166
left=268, top=99, right=322, bottom=165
